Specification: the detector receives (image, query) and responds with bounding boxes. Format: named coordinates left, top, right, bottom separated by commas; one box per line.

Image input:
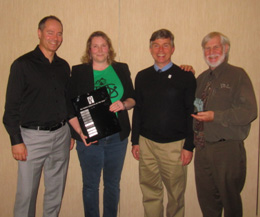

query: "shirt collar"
left=209, top=61, right=228, bottom=78
left=154, top=62, right=173, bottom=72
left=34, top=45, right=58, bottom=63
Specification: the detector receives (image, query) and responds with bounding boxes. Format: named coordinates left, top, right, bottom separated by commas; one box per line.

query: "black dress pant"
left=194, top=140, right=246, bottom=217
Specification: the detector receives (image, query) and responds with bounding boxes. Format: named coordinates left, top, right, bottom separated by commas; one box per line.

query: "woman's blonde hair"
left=81, top=31, right=116, bottom=65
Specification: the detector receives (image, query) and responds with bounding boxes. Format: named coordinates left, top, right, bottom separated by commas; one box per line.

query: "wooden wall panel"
left=0, top=0, right=259, bottom=216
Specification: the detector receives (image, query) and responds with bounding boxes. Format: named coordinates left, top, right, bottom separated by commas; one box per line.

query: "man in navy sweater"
left=131, top=29, right=196, bottom=217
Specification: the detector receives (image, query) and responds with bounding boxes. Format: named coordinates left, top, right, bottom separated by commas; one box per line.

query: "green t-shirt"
left=93, top=65, right=124, bottom=103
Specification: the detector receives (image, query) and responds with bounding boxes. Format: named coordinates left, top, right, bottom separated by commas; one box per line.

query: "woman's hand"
left=109, top=98, right=136, bottom=113
left=69, top=117, right=96, bottom=146
left=110, top=100, right=125, bottom=113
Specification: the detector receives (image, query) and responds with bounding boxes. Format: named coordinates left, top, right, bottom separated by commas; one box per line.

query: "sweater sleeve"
left=131, top=72, right=142, bottom=145
left=183, top=72, right=196, bottom=151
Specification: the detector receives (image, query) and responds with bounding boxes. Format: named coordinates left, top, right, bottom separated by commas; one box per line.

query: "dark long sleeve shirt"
left=196, top=62, right=257, bottom=142
left=3, top=46, right=71, bottom=145
left=131, top=63, right=196, bottom=151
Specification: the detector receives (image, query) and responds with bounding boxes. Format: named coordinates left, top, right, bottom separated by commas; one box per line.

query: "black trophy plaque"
left=71, top=86, right=121, bottom=143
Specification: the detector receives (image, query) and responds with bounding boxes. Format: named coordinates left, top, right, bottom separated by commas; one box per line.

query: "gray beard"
left=204, top=51, right=225, bottom=68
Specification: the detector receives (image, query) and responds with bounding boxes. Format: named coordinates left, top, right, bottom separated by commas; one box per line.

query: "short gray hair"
left=201, top=32, right=230, bottom=58
left=150, top=29, right=174, bottom=47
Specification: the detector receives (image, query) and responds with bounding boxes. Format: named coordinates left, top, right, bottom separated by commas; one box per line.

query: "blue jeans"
left=76, top=133, right=128, bottom=217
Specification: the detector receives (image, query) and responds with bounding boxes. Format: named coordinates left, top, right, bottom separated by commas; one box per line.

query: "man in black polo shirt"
left=131, top=29, right=196, bottom=217
left=3, top=15, right=83, bottom=217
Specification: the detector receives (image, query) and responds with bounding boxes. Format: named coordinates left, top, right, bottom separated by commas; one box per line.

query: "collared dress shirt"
left=195, top=61, right=257, bottom=142
left=3, top=46, right=71, bottom=145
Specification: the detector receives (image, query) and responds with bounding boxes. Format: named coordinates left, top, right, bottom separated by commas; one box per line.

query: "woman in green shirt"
left=69, top=31, right=135, bottom=217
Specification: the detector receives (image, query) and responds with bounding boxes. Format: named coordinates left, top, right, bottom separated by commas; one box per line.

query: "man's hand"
left=70, top=138, right=75, bottom=150
left=191, top=111, right=214, bottom=122
left=132, top=145, right=140, bottom=160
left=181, top=149, right=193, bottom=166
left=12, top=143, right=27, bottom=161
left=180, top=65, right=195, bottom=75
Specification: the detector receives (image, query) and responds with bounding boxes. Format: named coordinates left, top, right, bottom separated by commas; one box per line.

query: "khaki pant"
left=139, top=136, right=187, bottom=217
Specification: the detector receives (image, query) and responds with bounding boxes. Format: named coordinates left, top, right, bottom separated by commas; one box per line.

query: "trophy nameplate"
left=71, top=86, right=121, bottom=143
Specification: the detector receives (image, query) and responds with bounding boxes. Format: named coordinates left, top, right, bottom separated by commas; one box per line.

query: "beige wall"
left=1, top=0, right=259, bottom=216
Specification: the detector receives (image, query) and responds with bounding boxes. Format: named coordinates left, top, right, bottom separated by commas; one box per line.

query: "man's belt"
left=206, top=139, right=226, bottom=144
left=21, top=120, right=66, bottom=131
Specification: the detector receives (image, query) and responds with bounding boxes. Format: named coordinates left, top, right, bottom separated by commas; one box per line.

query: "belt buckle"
left=49, top=121, right=65, bottom=131
left=49, top=124, right=59, bottom=131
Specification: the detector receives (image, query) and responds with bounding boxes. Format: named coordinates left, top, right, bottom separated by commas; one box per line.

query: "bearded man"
left=191, top=32, right=257, bottom=217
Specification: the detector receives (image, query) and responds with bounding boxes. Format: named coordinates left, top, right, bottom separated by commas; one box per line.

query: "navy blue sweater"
left=131, top=63, right=196, bottom=151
